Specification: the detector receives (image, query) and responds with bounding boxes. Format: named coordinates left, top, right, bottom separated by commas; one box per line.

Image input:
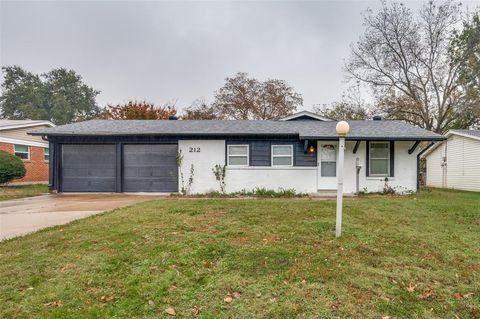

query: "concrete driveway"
left=0, top=194, right=159, bottom=240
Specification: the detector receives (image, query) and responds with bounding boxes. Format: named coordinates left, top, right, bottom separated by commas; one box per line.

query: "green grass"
left=0, top=189, right=479, bottom=318
left=0, top=184, right=49, bottom=201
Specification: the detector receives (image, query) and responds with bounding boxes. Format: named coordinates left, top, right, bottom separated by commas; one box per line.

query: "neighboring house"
left=30, top=112, right=443, bottom=194
left=423, top=130, right=480, bottom=192
left=0, top=120, right=55, bottom=184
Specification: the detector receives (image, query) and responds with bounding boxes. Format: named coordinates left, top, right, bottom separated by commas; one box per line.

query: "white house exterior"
left=424, top=130, right=480, bottom=192
left=30, top=113, right=443, bottom=194
left=179, top=139, right=423, bottom=194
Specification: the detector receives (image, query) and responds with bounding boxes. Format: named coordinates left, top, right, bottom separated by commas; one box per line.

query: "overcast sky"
left=1, top=0, right=478, bottom=112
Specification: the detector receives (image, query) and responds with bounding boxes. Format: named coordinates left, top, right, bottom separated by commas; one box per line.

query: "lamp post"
left=335, top=121, right=350, bottom=238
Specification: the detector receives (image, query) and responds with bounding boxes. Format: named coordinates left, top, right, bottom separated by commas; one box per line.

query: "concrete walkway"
left=0, top=194, right=158, bottom=240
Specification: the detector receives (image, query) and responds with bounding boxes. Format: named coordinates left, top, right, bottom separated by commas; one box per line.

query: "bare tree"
left=314, top=84, right=371, bottom=120
left=181, top=98, right=221, bottom=120
left=211, top=72, right=302, bottom=120
left=345, top=0, right=465, bottom=133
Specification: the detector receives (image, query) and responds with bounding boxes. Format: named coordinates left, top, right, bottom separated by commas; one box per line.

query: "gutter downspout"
left=416, top=141, right=435, bottom=191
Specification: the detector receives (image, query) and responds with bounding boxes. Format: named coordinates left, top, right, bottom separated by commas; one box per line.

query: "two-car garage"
left=61, top=144, right=178, bottom=192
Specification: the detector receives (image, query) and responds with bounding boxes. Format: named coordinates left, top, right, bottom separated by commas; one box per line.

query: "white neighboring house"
left=423, top=130, right=480, bottom=192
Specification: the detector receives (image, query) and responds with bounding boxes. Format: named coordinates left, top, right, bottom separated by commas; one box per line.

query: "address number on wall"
left=189, top=147, right=201, bottom=153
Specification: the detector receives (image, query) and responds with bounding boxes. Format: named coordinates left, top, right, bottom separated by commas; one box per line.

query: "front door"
left=317, top=141, right=338, bottom=190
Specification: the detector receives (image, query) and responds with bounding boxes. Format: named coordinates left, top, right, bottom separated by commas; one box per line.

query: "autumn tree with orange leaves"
left=103, top=101, right=177, bottom=120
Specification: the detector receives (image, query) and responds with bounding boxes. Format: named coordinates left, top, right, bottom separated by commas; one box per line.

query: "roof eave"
left=1, top=121, right=55, bottom=131
left=29, top=132, right=301, bottom=137
left=299, top=136, right=446, bottom=141
left=446, top=130, right=480, bottom=141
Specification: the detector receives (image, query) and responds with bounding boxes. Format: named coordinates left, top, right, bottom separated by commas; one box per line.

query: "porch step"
left=310, top=190, right=356, bottom=198
left=311, top=190, right=337, bottom=198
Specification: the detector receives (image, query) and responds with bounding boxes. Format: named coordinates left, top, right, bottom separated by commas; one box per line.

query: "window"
left=272, top=145, right=293, bottom=166
left=44, top=148, right=49, bottom=161
left=14, top=144, right=29, bottom=160
left=228, top=145, right=249, bottom=166
left=320, top=144, right=336, bottom=177
left=369, top=142, right=390, bottom=176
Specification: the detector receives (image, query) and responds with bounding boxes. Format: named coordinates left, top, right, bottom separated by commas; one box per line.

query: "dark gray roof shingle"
left=29, top=119, right=444, bottom=140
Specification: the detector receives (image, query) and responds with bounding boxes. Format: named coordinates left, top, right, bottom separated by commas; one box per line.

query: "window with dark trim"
left=271, top=145, right=293, bottom=166
left=320, top=144, right=336, bottom=177
left=14, top=144, right=29, bottom=160
left=369, top=142, right=390, bottom=176
left=227, top=145, right=249, bottom=166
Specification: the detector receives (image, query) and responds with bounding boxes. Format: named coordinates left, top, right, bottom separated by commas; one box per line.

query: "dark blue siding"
left=295, top=141, right=316, bottom=166
left=226, top=138, right=317, bottom=167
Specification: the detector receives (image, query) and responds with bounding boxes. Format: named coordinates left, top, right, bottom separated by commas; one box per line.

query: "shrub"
left=0, top=150, right=26, bottom=184
left=253, top=187, right=306, bottom=198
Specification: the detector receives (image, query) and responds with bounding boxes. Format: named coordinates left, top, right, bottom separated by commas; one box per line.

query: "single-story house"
left=0, top=120, right=55, bottom=184
left=29, top=112, right=443, bottom=194
left=423, top=129, right=480, bottom=192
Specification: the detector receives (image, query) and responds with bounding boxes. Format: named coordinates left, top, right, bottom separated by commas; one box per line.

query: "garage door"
left=62, top=144, right=116, bottom=192
left=123, top=144, right=178, bottom=192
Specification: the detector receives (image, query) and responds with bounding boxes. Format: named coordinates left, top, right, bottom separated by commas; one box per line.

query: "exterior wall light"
left=308, top=145, right=315, bottom=154
left=335, top=120, right=350, bottom=238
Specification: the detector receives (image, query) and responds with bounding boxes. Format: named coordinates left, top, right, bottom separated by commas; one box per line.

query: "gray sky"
left=1, top=0, right=476, bottom=112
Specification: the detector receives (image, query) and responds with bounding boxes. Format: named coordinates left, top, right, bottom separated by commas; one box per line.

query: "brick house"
left=0, top=120, right=55, bottom=184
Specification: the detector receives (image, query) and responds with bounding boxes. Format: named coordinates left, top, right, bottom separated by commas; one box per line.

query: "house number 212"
left=189, top=147, right=201, bottom=153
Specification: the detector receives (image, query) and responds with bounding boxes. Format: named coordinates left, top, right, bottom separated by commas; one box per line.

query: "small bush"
left=0, top=151, right=26, bottom=184
left=253, top=187, right=306, bottom=198
left=171, top=187, right=307, bottom=198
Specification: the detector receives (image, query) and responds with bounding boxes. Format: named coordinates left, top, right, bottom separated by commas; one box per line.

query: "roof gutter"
left=299, top=136, right=445, bottom=141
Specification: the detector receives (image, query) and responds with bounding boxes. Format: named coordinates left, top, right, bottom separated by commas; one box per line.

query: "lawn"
left=0, top=184, right=49, bottom=201
left=0, top=189, right=478, bottom=318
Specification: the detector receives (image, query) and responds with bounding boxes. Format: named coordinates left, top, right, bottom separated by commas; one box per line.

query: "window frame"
left=14, top=144, right=30, bottom=160
left=369, top=141, right=390, bottom=176
left=320, top=144, right=337, bottom=177
left=271, top=144, right=294, bottom=167
left=44, top=147, right=49, bottom=161
left=227, top=144, right=249, bottom=166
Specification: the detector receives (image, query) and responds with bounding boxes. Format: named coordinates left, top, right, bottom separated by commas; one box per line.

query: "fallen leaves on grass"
left=192, top=304, right=201, bottom=316
left=100, top=294, right=115, bottom=303
left=224, top=291, right=241, bottom=303
left=231, top=291, right=241, bottom=298
left=44, top=300, right=63, bottom=307
left=420, top=288, right=434, bottom=300
left=164, top=307, right=176, bottom=316
left=407, top=283, right=417, bottom=293
left=454, top=292, right=474, bottom=300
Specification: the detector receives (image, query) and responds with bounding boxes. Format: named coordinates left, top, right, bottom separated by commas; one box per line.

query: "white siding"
left=179, top=139, right=420, bottom=194
left=425, top=134, right=480, bottom=192
left=225, top=167, right=317, bottom=193
left=178, top=140, right=226, bottom=194
left=343, top=141, right=419, bottom=194
left=0, top=125, right=51, bottom=144
left=425, top=143, right=445, bottom=188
